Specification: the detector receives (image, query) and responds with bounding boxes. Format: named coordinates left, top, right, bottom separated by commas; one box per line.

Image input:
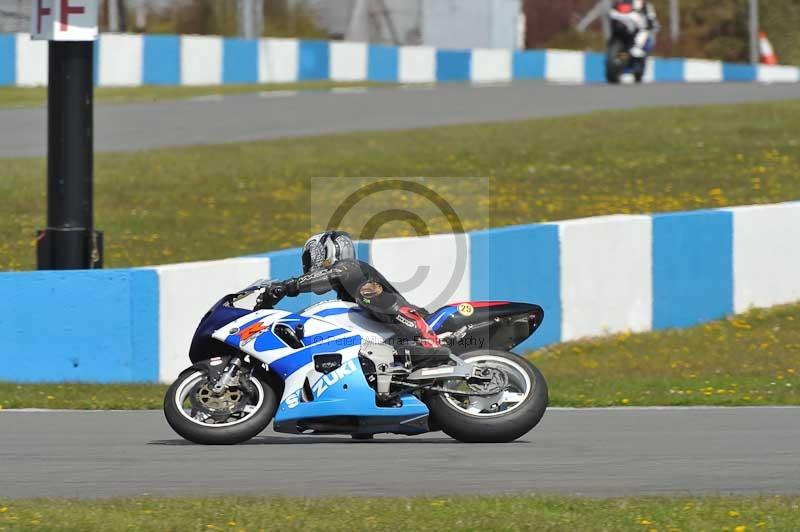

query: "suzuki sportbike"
left=606, top=5, right=653, bottom=83
left=164, top=280, right=548, bottom=444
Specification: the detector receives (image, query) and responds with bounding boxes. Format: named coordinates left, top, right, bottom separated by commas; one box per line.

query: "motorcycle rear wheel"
left=164, top=367, right=277, bottom=445
left=426, top=350, right=548, bottom=443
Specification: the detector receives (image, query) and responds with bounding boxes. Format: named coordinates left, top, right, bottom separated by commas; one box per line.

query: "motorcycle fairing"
left=206, top=300, right=430, bottom=435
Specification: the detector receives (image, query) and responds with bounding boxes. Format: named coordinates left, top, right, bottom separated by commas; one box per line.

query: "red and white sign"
left=31, top=0, right=98, bottom=41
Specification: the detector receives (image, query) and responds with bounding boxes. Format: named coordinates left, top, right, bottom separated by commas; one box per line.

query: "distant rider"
left=261, top=231, right=441, bottom=348
left=610, top=0, right=659, bottom=59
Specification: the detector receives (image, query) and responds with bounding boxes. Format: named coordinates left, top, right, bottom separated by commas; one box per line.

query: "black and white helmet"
left=301, top=231, right=356, bottom=274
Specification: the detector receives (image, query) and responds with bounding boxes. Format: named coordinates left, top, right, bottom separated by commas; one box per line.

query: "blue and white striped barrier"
left=1, top=201, right=799, bottom=383
left=1, top=32, right=798, bottom=87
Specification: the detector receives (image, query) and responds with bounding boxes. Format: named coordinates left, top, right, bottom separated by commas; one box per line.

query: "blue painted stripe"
left=129, top=270, right=159, bottom=381
left=0, top=269, right=159, bottom=383
left=654, top=57, right=684, bottom=82
left=722, top=63, right=756, bottom=82
left=652, top=210, right=733, bottom=329
left=436, top=49, right=471, bottom=82
left=143, top=35, right=180, bottom=85
left=583, top=51, right=606, bottom=84
left=355, top=241, right=370, bottom=263
left=367, top=44, right=398, bottom=82
left=470, top=224, right=561, bottom=350
left=0, top=34, right=16, bottom=85
left=298, top=40, right=329, bottom=80
left=223, top=38, right=258, bottom=84
left=512, top=50, right=545, bottom=80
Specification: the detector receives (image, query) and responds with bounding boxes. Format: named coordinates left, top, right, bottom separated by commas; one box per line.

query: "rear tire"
left=605, top=38, right=626, bottom=84
left=164, top=367, right=277, bottom=445
left=427, top=350, right=548, bottom=443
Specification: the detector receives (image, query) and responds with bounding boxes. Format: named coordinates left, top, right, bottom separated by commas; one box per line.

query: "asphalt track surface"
left=1, top=82, right=799, bottom=158
left=2, top=407, right=798, bottom=499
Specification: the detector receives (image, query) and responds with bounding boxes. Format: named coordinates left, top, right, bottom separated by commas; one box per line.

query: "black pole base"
left=37, top=228, right=103, bottom=270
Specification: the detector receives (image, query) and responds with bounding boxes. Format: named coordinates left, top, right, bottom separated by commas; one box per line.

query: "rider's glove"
left=285, top=278, right=299, bottom=297
left=269, top=282, right=287, bottom=302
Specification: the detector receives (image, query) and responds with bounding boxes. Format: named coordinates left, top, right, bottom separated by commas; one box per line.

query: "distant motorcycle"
left=163, top=279, right=549, bottom=444
left=606, top=3, right=653, bottom=83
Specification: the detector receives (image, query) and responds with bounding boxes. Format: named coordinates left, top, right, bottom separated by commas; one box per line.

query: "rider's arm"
left=286, top=266, right=341, bottom=296
left=283, top=259, right=363, bottom=297
left=255, top=269, right=340, bottom=309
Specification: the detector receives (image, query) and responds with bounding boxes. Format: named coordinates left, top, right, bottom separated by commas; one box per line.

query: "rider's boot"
left=396, top=306, right=441, bottom=348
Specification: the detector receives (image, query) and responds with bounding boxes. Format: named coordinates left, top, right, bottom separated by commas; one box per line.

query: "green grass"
left=0, top=382, right=166, bottom=410
left=532, top=303, right=800, bottom=407
left=2, top=100, right=799, bottom=271
left=0, top=495, right=798, bottom=531
left=2, top=301, right=797, bottom=410
left=0, top=81, right=390, bottom=109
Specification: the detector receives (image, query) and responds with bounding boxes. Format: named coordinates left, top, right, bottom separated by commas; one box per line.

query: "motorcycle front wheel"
left=426, top=350, right=548, bottom=443
left=605, top=38, right=626, bottom=84
left=164, top=367, right=277, bottom=445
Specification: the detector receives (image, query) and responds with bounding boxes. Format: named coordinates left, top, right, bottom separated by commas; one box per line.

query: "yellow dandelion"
left=734, top=526, right=747, bottom=532
left=729, top=510, right=740, bottom=518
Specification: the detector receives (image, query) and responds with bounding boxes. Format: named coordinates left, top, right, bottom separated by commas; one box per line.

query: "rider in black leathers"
left=262, top=231, right=441, bottom=347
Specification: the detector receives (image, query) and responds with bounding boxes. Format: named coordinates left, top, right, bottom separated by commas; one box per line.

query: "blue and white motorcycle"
left=164, top=279, right=548, bottom=444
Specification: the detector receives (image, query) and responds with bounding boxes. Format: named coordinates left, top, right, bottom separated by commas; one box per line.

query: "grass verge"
left=0, top=495, right=798, bottom=531
left=2, top=302, right=796, bottom=410
left=0, top=81, right=389, bottom=109
left=532, top=302, right=800, bottom=407
left=3, top=100, right=799, bottom=270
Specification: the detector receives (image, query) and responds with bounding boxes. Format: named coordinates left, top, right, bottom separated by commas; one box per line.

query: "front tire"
left=605, top=38, right=626, bottom=84
left=164, top=367, right=277, bottom=445
left=426, top=350, right=548, bottom=443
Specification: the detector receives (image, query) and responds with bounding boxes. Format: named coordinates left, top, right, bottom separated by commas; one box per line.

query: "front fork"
left=211, top=356, right=243, bottom=395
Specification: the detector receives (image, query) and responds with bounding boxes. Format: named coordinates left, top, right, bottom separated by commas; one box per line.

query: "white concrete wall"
left=559, top=215, right=653, bottom=340
left=545, top=49, right=584, bottom=83
left=684, top=59, right=723, bottom=83
left=730, top=202, right=800, bottom=313
left=156, top=257, right=270, bottom=383
left=329, top=41, right=367, bottom=82
left=470, top=48, right=512, bottom=83
left=398, top=45, right=436, bottom=83
left=15, top=34, right=48, bottom=86
left=258, top=38, right=299, bottom=83
left=370, top=234, right=471, bottom=311
left=180, top=35, right=223, bottom=86
left=98, top=33, right=143, bottom=87
left=757, top=65, right=800, bottom=83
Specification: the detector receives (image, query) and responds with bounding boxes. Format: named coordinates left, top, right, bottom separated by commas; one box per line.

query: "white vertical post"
left=670, top=0, right=679, bottom=43
left=238, top=0, right=263, bottom=39
left=108, top=0, right=119, bottom=32
left=749, top=0, right=759, bottom=64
